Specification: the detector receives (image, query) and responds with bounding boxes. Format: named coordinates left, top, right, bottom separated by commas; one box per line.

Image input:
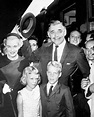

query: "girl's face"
left=6, top=36, right=20, bottom=58
left=26, top=72, right=40, bottom=90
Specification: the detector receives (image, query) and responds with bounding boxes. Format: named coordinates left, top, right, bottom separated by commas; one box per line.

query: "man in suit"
left=81, top=39, right=94, bottom=117
left=30, top=20, right=90, bottom=86
left=40, top=61, right=75, bottom=117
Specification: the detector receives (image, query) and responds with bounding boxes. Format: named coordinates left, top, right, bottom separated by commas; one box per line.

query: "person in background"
left=40, top=61, right=75, bottom=117
left=85, top=31, right=94, bottom=42
left=67, top=30, right=83, bottom=94
left=17, top=63, right=42, bottom=117
left=0, top=33, right=30, bottom=117
left=28, top=35, right=38, bottom=52
left=68, top=30, right=82, bottom=46
left=0, top=43, right=7, bottom=56
left=81, top=39, right=94, bottom=117
left=42, top=36, right=52, bottom=47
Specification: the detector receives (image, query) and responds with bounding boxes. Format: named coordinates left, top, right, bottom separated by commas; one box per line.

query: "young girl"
left=16, top=63, right=42, bottom=117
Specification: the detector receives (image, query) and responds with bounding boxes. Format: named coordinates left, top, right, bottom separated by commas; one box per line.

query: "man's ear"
left=46, top=71, right=48, bottom=76
left=47, top=31, right=50, bottom=38
left=63, top=26, right=67, bottom=36
left=68, top=37, right=70, bottom=42
left=3, top=39, right=6, bottom=46
left=59, top=72, right=62, bottom=77
left=79, top=38, right=82, bottom=43
left=19, top=39, right=23, bottom=48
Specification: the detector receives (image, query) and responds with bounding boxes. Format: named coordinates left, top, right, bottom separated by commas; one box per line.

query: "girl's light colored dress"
left=18, top=85, right=40, bottom=117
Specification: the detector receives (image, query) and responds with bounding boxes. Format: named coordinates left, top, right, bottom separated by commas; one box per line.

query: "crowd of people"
left=0, top=19, right=94, bottom=117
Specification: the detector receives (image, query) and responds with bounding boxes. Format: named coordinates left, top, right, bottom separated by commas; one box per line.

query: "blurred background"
left=0, top=0, right=94, bottom=46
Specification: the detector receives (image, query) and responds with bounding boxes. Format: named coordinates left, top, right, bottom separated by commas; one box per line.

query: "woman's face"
left=6, top=36, right=20, bottom=58
left=29, top=40, right=38, bottom=52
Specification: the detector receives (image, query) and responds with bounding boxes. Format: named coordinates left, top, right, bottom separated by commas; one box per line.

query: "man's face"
left=48, top=23, right=66, bottom=46
left=85, top=41, right=94, bottom=60
left=69, top=31, right=81, bottom=46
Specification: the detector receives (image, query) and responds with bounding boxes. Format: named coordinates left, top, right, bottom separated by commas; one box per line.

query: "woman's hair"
left=47, top=61, right=62, bottom=73
left=4, top=33, right=23, bottom=48
left=28, top=35, right=38, bottom=42
left=20, top=63, right=41, bottom=85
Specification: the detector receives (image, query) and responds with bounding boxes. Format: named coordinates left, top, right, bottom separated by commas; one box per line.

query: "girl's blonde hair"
left=20, top=62, right=41, bottom=85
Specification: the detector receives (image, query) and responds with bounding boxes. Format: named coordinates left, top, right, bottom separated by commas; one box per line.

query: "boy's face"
left=47, top=66, right=61, bottom=84
left=26, top=72, right=39, bottom=89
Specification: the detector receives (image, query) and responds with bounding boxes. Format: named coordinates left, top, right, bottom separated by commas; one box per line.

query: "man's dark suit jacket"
left=40, top=83, right=75, bottom=117
left=30, top=41, right=90, bottom=86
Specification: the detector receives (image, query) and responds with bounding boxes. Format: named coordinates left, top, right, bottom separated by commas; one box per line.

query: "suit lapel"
left=43, top=84, right=48, bottom=97
left=60, top=42, right=70, bottom=64
left=47, top=44, right=53, bottom=61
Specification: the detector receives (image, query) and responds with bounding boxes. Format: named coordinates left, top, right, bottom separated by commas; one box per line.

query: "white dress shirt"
left=47, top=81, right=58, bottom=95
left=52, top=39, right=66, bottom=62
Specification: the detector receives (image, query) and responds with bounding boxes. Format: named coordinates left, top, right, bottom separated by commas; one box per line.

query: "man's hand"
left=3, top=83, right=11, bottom=94
left=81, top=78, right=90, bottom=89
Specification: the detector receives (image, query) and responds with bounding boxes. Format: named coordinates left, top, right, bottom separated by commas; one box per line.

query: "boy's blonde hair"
left=47, top=61, right=62, bottom=73
left=20, top=63, right=41, bottom=85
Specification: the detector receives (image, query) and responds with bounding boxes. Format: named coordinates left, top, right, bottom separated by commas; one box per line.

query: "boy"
left=40, top=61, right=75, bottom=117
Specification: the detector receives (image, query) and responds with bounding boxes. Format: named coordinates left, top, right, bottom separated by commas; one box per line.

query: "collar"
left=53, top=39, right=66, bottom=49
left=47, top=81, right=58, bottom=89
left=7, top=54, right=19, bottom=61
left=89, top=60, right=94, bottom=66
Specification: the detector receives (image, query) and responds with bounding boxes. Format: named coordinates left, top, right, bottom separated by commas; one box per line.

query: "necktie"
left=48, top=85, right=53, bottom=96
left=54, top=45, right=58, bottom=61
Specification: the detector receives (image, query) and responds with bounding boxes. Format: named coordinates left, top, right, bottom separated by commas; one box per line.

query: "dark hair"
left=28, top=35, right=38, bottom=42
left=87, top=31, right=94, bottom=39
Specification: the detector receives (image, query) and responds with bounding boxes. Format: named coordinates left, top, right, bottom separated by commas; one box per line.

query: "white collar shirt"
left=47, top=81, right=58, bottom=95
left=52, top=39, right=66, bottom=62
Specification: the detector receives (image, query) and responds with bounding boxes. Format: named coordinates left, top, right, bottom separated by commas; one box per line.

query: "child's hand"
left=3, top=83, right=11, bottom=94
